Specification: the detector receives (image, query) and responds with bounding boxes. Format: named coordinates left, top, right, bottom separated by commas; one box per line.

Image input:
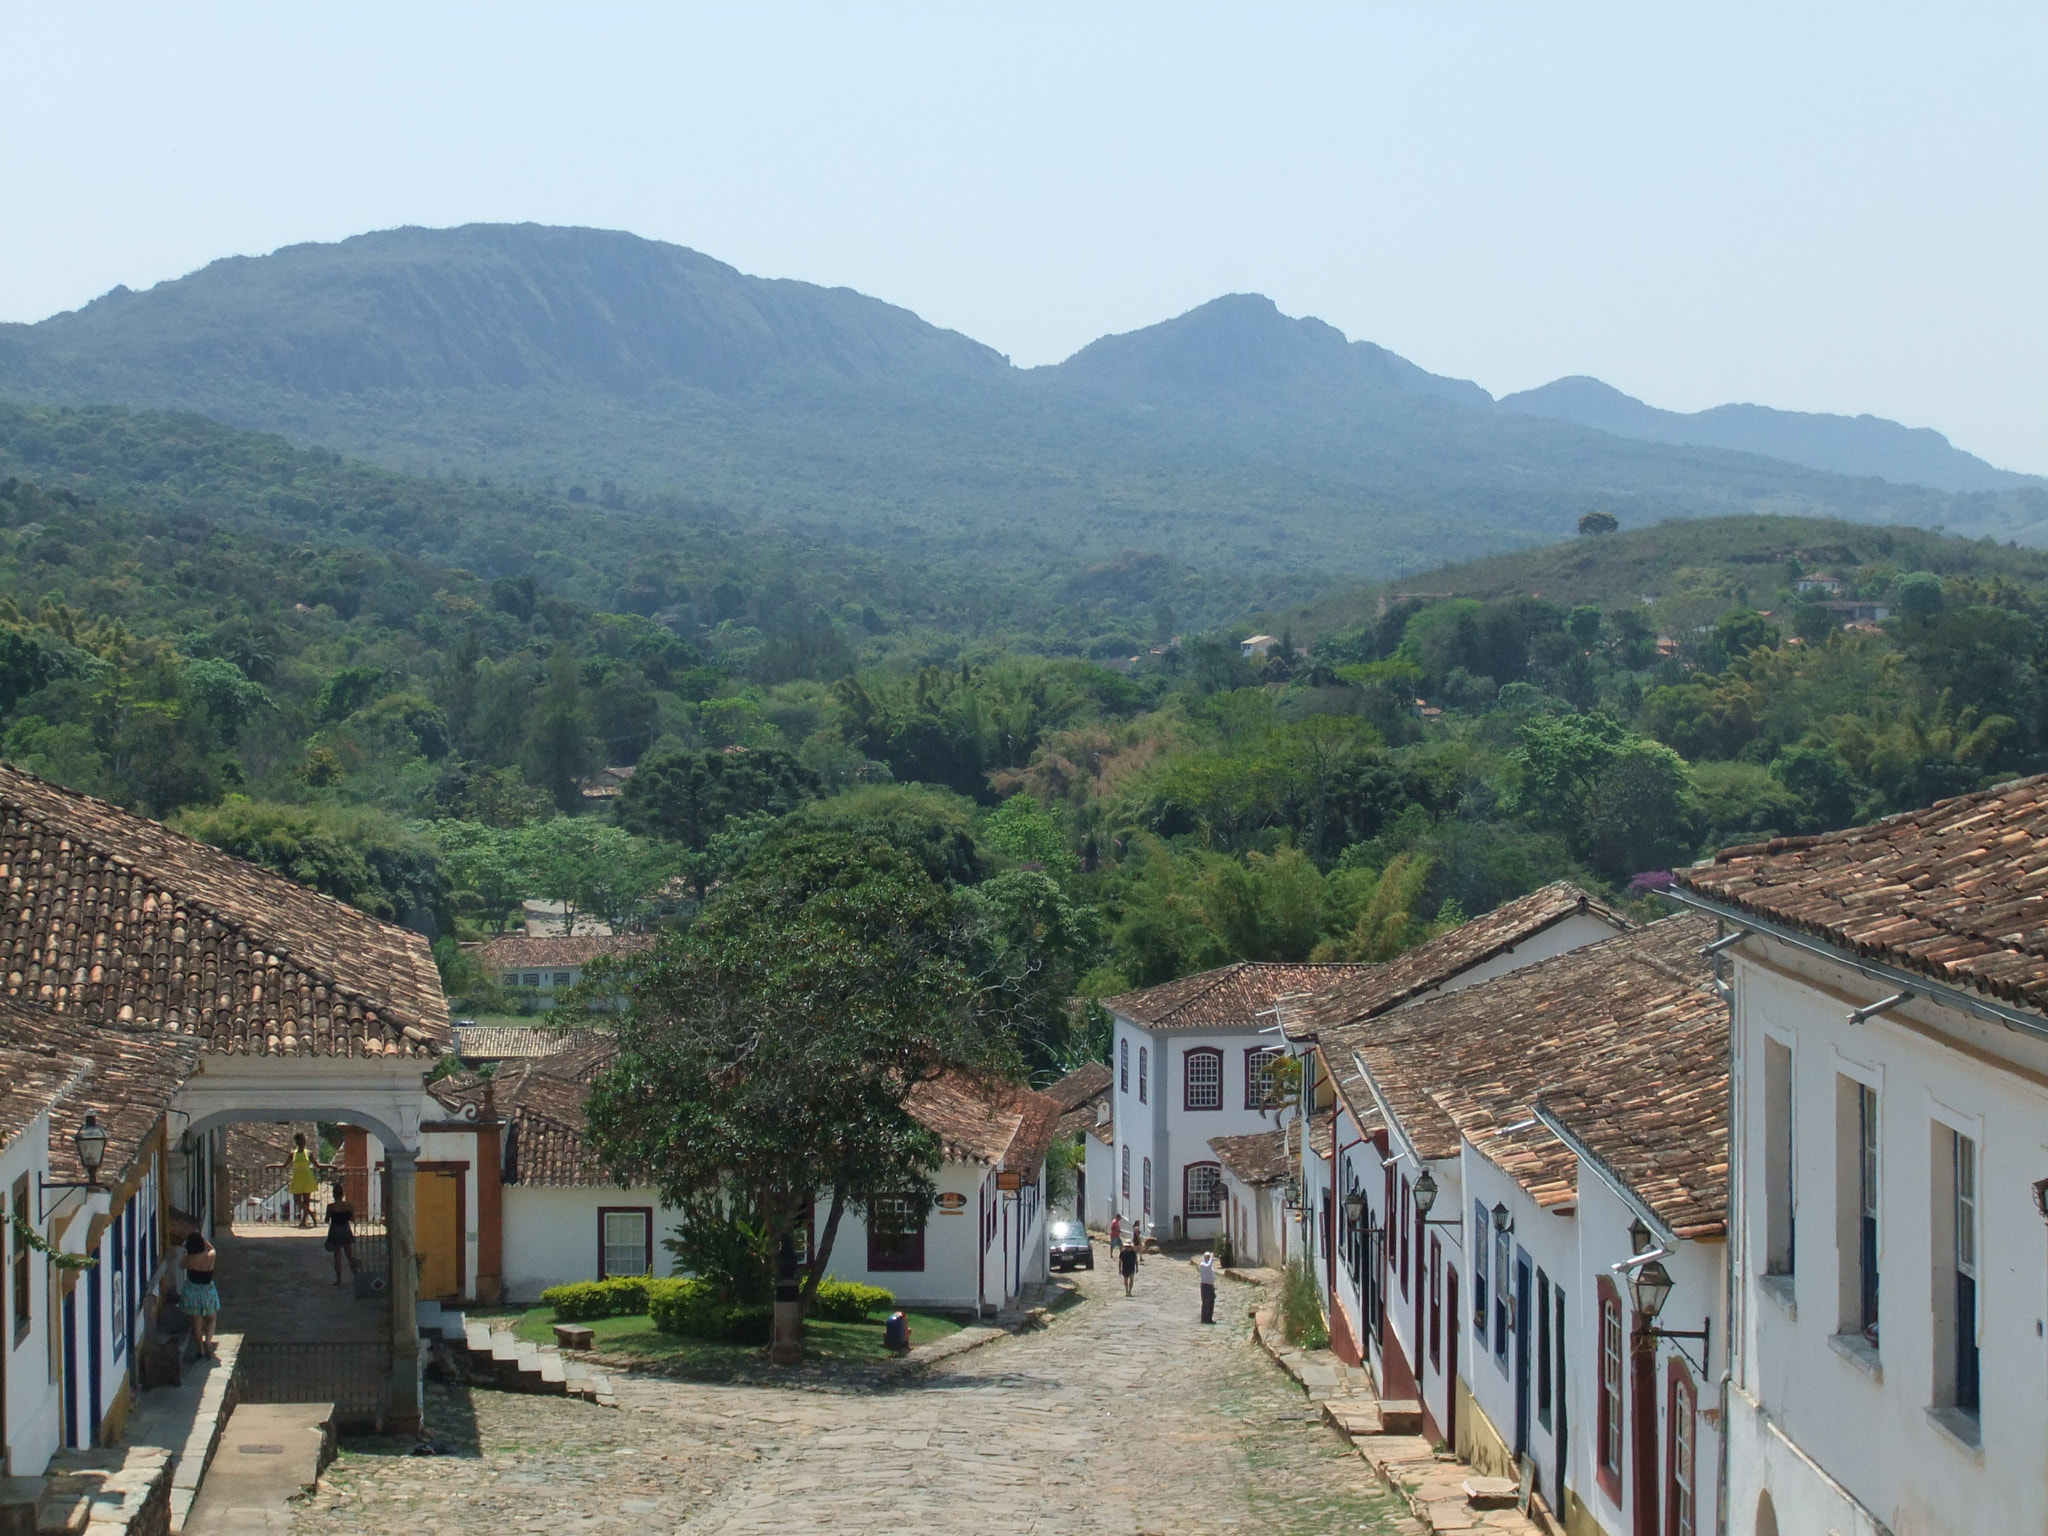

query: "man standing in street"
left=1198, top=1250, right=1217, bottom=1324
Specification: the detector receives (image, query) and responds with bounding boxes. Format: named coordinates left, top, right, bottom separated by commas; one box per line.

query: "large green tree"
left=583, top=832, right=1013, bottom=1335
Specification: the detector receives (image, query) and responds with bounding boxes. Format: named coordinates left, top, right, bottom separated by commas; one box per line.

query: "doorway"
left=1445, top=1268, right=1460, bottom=1450
left=416, top=1165, right=466, bottom=1301
left=1513, top=1252, right=1533, bottom=1457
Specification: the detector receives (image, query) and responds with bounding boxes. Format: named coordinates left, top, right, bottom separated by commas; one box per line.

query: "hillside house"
left=1794, top=573, right=1844, bottom=595
left=1675, top=776, right=2048, bottom=1536
left=478, top=934, right=653, bottom=1001
left=1240, top=635, right=1281, bottom=659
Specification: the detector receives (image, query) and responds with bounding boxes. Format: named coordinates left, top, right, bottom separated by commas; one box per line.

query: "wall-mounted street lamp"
left=1410, top=1168, right=1461, bottom=1228
left=1628, top=1253, right=1711, bottom=1373
left=1491, top=1201, right=1513, bottom=1233
left=1342, top=1191, right=1366, bottom=1227
left=40, top=1112, right=110, bottom=1215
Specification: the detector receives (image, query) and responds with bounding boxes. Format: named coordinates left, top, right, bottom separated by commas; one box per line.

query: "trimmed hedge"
left=810, top=1279, right=893, bottom=1322
left=541, top=1277, right=651, bottom=1321
left=647, top=1278, right=770, bottom=1342
left=643, top=1277, right=889, bottom=1339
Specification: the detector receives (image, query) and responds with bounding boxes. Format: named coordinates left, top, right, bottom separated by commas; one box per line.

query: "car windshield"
left=1049, top=1223, right=1072, bottom=1240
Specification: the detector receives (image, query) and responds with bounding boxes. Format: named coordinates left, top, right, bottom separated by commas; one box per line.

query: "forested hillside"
left=6, top=224, right=2044, bottom=577
left=2, top=412, right=2044, bottom=1073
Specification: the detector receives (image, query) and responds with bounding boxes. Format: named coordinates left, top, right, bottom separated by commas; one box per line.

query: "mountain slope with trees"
left=6, top=225, right=2044, bottom=578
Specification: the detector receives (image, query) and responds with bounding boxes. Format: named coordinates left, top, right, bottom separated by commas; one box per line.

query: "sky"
left=4, top=4, right=2044, bottom=473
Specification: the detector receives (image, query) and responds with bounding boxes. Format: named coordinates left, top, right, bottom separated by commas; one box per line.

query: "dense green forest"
left=2, top=412, right=2044, bottom=1076
left=7, top=225, right=2045, bottom=578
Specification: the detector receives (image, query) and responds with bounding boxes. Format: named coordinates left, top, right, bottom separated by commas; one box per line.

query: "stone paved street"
left=294, top=1255, right=1419, bottom=1536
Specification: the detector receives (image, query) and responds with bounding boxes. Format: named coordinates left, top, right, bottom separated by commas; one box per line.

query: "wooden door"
left=416, top=1168, right=464, bottom=1300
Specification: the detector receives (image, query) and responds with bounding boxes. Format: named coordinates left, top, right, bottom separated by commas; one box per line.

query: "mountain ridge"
left=3, top=222, right=2042, bottom=574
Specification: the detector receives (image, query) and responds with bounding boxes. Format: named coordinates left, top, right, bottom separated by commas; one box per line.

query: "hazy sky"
left=5, top=4, right=2043, bottom=472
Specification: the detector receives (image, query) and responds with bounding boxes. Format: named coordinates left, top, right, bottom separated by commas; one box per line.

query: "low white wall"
left=500, top=1185, right=682, bottom=1303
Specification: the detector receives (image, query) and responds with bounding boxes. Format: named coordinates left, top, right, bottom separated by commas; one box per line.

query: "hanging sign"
left=934, top=1192, right=968, bottom=1214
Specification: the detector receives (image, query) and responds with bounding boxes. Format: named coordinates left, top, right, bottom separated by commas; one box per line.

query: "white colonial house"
left=1675, top=776, right=2048, bottom=1536
left=824, top=1073, right=1063, bottom=1314
left=1103, top=961, right=1368, bottom=1243
left=1312, top=915, right=1728, bottom=1535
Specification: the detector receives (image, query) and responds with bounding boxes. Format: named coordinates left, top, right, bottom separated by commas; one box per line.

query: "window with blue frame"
left=1472, top=1200, right=1489, bottom=1338
left=1493, top=1221, right=1512, bottom=1366
left=110, top=1209, right=128, bottom=1359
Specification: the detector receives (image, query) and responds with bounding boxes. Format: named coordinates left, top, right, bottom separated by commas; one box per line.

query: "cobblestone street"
left=295, top=1255, right=1418, bottom=1536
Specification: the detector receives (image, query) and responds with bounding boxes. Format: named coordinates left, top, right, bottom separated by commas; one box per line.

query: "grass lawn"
left=503, top=1305, right=964, bottom=1367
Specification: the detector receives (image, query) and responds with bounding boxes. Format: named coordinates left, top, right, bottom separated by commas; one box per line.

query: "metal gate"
left=223, top=1129, right=389, bottom=1296
left=233, top=1342, right=394, bottom=1430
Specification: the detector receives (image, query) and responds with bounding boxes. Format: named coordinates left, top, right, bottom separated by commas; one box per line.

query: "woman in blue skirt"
left=181, top=1231, right=220, bottom=1359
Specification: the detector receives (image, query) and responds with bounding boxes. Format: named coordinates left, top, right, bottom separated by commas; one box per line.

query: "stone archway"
left=173, top=1098, right=425, bottom=1434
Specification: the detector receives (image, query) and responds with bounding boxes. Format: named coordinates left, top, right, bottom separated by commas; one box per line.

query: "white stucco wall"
left=1, top=1114, right=60, bottom=1475
left=1114, top=1014, right=1288, bottom=1240
left=1082, top=1131, right=1114, bottom=1230
left=499, top=1184, right=684, bottom=1302
left=1727, top=941, right=2048, bottom=1535
left=826, top=1160, right=1031, bottom=1314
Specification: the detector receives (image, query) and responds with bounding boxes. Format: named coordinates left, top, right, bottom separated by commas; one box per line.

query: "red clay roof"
left=0, top=763, right=448, bottom=1056
left=902, top=1071, right=1066, bottom=1174
left=0, top=995, right=198, bottom=1183
left=1103, top=961, right=1376, bottom=1031
left=1325, top=914, right=1727, bottom=1237
left=1675, top=773, right=2048, bottom=1015
left=1043, top=1061, right=1111, bottom=1113
left=1209, top=1129, right=1292, bottom=1188
left=476, top=935, right=655, bottom=971
left=1280, top=881, right=1631, bottom=1040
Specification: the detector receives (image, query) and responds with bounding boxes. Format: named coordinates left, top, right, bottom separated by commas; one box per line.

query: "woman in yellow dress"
left=285, top=1132, right=325, bottom=1228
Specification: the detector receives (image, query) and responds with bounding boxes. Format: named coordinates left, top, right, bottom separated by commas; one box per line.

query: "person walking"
left=181, top=1231, right=220, bottom=1359
left=1119, top=1237, right=1139, bottom=1297
left=324, top=1179, right=358, bottom=1286
left=1109, top=1213, right=1123, bottom=1263
left=1198, top=1249, right=1217, bottom=1324
left=283, top=1132, right=324, bottom=1228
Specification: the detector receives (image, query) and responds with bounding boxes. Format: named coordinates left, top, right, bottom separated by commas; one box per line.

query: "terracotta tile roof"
left=0, top=1049, right=81, bottom=1156
left=434, top=1047, right=620, bottom=1188
left=1290, top=1105, right=1338, bottom=1163
left=454, top=1024, right=590, bottom=1060
left=1280, top=881, right=1632, bottom=1040
left=902, top=1071, right=1065, bottom=1174
left=1043, top=1061, right=1111, bottom=1113
left=0, top=997, right=198, bottom=1183
left=476, top=935, right=655, bottom=972
left=0, top=763, right=447, bottom=1057
left=1675, top=773, right=2048, bottom=1015
left=1209, top=1129, right=1292, bottom=1188
left=1103, top=961, right=1377, bottom=1031
left=1324, top=914, right=1727, bottom=1237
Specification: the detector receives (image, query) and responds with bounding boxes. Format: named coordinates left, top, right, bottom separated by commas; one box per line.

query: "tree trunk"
left=799, top=1187, right=848, bottom=1320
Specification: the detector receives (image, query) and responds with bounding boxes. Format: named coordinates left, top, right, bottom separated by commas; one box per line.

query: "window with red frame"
left=866, top=1196, right=926, bottom=1272
left=1143, top=1157, right=1152, bottom=1216
left=1183, top=1048, right=1223, bottom=1111
left=1139, top=1047, right=1148, bottom=1104
left=1244, top=1047, right=1280, bottom=1110
left=1597, top=1281, right=1625, bottom=1496
left=1668, top=1365, right=1698, bottom=1536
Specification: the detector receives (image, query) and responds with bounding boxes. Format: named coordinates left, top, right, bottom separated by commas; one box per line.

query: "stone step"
left=1323, top=1401, right=1385, bottom=1438
left=438, top=1309, right=470, bottom=1341
left=487, top=1333, right=522, bottom=1362
left=464, top=1321, right=493, bottom=1352
left=1378, top=1399, right=1424, bottom=1435
left=535, top=1353, right=566, bottom=1384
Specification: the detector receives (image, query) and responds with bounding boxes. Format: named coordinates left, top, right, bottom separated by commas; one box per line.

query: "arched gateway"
left=0, top=764, right=452, bottom=1453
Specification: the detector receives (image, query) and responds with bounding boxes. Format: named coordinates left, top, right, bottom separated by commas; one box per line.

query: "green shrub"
left=542, top=1276, right=649, bottom=1321
left=1278, top=1256, right=1328, bottom=1349
left=810, top=1279, right=893, bottom=1322
left=647, top=1277, right=773, bottom=1342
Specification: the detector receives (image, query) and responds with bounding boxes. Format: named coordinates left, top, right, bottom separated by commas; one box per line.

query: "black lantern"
left=1491, top=1201, right=1512, bottom=1233
left=1413, top=1167, right=1438, bottom=1216
left=1342, top=1190, right=1366, bottom=1226
left=74, top=1113, right=107, bottom=1184
left=1628, top=1257, right=1675, bottom=1321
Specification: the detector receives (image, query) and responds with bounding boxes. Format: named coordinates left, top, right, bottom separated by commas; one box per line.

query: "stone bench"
left=552, top=1324, right=595, bottom=1351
